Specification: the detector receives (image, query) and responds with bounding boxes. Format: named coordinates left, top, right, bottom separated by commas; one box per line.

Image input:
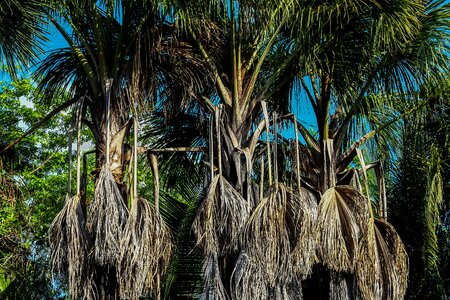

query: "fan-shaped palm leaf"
left=356, top=218, right=408, bottom=300
left=316, top=185, right=369, bottom=272
left=0, top=0, right=46, bottom=78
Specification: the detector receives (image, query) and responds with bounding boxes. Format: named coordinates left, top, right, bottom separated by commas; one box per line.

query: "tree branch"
left=1, top=97, right=78, bottom=153
left=29, top=149, right=59, bottom=174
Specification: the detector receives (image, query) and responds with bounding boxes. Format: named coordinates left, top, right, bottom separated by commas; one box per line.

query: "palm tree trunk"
left=94, top=107, right=131, bottom=192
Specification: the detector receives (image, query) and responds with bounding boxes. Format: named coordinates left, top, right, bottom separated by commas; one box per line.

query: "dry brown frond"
left=192, top=174, right=250, bottom=256
left=291, top=187, right=319, bottom=278
left=329, top=272, right=357, bottom=300
left=118, top=197, right=172, bottom=300
left=275, top=282, right=304, bottom=300
left=200, top=253, right=229, bottom=300
left=356, top=218, right=408, bottom=300
left=231, top=251, right=305, bottom=300
left=241, top=184, right=291, bottom=286
left=240, top=184, right=318, bottom=288
left=48, top=195, right=93, bottom=298
left=87, top=165, right=129, bottom=267
left=316, top=186, right=369, bottom=273
left=356, top=218, right=381, bottom=300
left=231, top=252, right=269, bottom=300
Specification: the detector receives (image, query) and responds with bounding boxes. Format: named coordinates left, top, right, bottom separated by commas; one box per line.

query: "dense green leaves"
left=0, top=78, right=72, bottom=298
left=389, top=80, right=450, bottom=299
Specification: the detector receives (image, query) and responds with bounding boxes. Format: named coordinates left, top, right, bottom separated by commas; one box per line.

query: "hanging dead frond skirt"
left=48, top=102, right=94, bottom=299
left=232, top=183, right=317, bottom=299
left=118, top=197, right=172, bottom=299
left=316, top=186, right=369, bottom=273
left=87, top=165, right=129, bottom=267
left=192, top=174, right=251, bottom=256
left=356, top=218, right=408, bottom=300
left=192, top=174, right=251, bottom=299
left=118, top=113, right=173, bottom=299
left=49, top=195, right=93, bottom=298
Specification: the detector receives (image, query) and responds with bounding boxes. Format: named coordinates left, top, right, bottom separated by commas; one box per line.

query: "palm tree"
left=168, top=0, right=450, bottom=298
left=169, top=1, right=309, bottom=297
left=283, top=1, right=450, bottom=298
left=37, top=0, right=205, bottom=298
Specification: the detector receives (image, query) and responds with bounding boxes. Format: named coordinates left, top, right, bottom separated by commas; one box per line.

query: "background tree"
left=36, top=0, right=205, bottom=298
left=390, top=79, right=450, bottom=300
left=0, top=77, right=76, bottom=298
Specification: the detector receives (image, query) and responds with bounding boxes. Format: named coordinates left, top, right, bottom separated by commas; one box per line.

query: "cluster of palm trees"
left=1, top=0, right=449, bottom=299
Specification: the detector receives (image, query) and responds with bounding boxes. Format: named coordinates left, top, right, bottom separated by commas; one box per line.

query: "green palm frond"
left=36, top=0, right=208, bottom=146
left=423, top=146, right=444, bottom=276
left=388, top=81, right=449, bottom=298
left=286, top=0, right=449, bottom=145
left=0, top=0, right=47, bottom=78
left=161, top=192, right=204, bottom=298
left=140, top=108, right=209, bottom=195
left=157, top=162, right=205, bottom=298
left=35, top=48, right=90, bottom=99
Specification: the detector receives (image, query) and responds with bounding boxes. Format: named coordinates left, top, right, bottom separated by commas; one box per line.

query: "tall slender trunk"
left=95, top=266, right=119, bottom=300
left=94, top=108, right=131, bottom=193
